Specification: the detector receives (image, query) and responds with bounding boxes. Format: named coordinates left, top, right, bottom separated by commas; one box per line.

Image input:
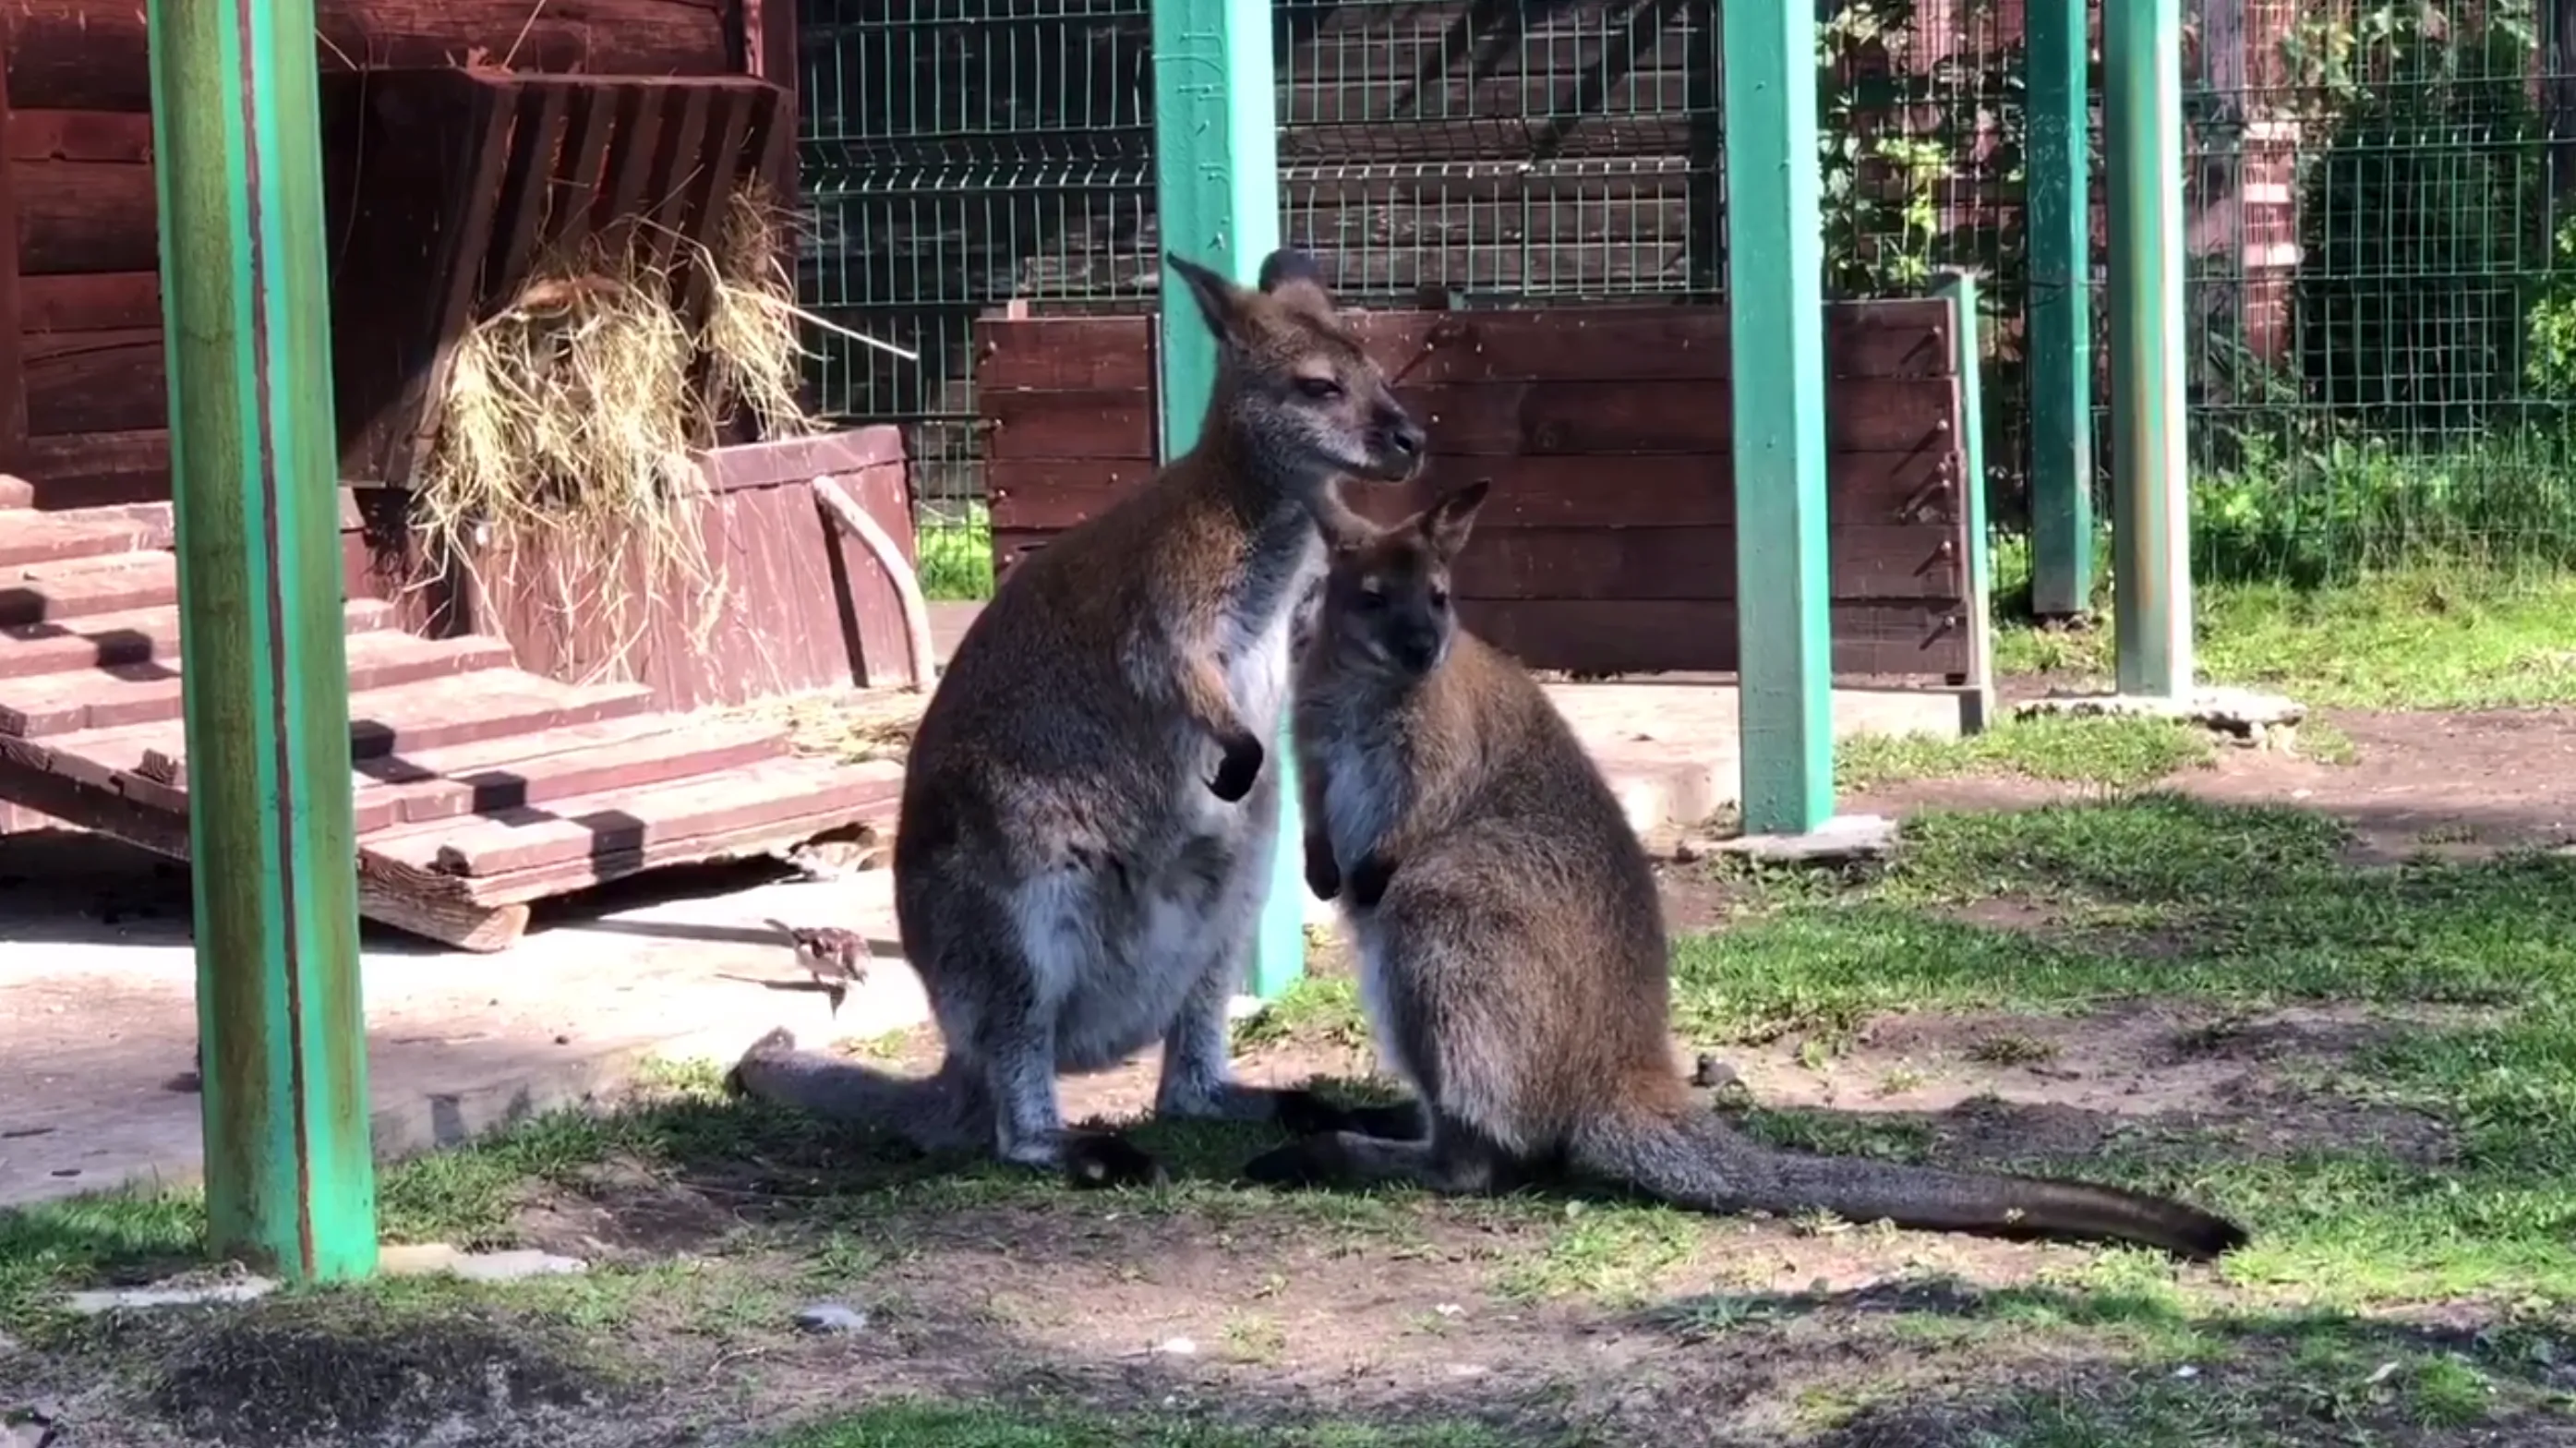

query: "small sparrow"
left=765, top=919, right=870, bottom=1015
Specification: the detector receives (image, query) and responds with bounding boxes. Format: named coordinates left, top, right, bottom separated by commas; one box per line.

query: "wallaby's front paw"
left=1303, top=833, right=1341, bottom=900
left=1345, top=852, right=1396, bottom=910
left=1063, top=1133, right=1170, bottom=1190
left=1210, top=731, right=1265, bottom=802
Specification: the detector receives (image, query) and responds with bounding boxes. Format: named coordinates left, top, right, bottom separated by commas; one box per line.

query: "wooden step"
left=0, top=598, right=396, bottom=681
left=18, top=672, right=659, bottom=800
left=0, top=504, right=175, bottom=569
left=364, top=755, right=905, bottom=880
left=0, top=551, right=177, bottom=626
left=0, top=629, right=515, bottom=738
left=352, top=716, right=790, bottom=831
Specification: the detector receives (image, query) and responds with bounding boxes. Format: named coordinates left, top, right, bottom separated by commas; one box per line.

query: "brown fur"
left=1247, top=481, right=2251, bottom=1261
left=727, top=249, right=1427, bottom=1188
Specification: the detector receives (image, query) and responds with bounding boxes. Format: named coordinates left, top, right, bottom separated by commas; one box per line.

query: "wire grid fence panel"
left=1272, top=0, right=1724, bottom=304
left=798, top=0, right=1160, bottom=600
left=2181, top=0, right=2576, bottom=583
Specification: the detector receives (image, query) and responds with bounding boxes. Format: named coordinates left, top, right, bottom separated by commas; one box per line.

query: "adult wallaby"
left=728, top=248, right=1427, bottom=1188
left=1248, top=480, right=2250, bottom=1261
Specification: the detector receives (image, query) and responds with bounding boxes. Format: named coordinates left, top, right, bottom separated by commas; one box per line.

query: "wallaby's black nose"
left=1389, top=417, right=1426, bottom=456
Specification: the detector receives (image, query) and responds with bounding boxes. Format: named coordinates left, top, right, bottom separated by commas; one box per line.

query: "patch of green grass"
left=915, top=502, right=995, bottom=602
left=1672, top=790, right=2576, bottom=1305
left=1837, top=715, right=2215, bottom=791
left=764, top=1402, right=1504, bottom=1448
left=1232, top=973, right=1370, bottom=1052
left=1492, top=1202, right=1700, bottom=1304
left=1995, top=567, right=2576, bottom=709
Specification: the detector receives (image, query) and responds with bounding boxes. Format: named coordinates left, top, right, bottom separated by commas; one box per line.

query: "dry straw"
left=412, top=182, right=820, bottom=682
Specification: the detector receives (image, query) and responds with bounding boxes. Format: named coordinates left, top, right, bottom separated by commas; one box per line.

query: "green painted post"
left=2103, top=0, right=2196, bottom=695
left=1721, top=0, right=1834, bottom=834
left=2026, top=0, right=2095, bottom=618
left=149, top=0, right=377, bottom=1278
left=1151, top=0, right=1304, bottom=997
left=1935, top=272, right=1997, bottom=733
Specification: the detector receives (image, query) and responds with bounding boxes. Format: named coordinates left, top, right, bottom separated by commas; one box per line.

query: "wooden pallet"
left=0, top=500, right=902, bottom=952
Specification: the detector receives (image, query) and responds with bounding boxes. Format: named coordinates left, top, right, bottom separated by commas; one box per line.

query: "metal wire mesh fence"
left=797, top=0, right=2576, bottom=601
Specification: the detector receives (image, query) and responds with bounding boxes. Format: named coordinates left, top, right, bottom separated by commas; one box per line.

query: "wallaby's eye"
left=1356, top=582, right=1389, bottom=611
left=1294, top=376, right=1344, bottom=401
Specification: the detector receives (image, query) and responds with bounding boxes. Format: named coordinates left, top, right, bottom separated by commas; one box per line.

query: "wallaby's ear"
left=1418, top=479, right=1490, bottom=560
left=1166, top=250, right=1252, bottom=348
left=1257, top=247, right=1337, bottom=320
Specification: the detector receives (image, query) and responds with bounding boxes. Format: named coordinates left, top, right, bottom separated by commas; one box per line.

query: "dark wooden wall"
left=976, top=302, right=1980, bottom=680
left=0, top=0, right=757, bottom=510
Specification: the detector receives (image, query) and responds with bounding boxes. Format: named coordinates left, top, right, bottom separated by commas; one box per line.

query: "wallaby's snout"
left=1358, top=394, right=1429, bottom=484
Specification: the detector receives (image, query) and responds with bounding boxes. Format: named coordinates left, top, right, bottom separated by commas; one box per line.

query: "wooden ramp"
left=0, top=501, right=901, bottom=951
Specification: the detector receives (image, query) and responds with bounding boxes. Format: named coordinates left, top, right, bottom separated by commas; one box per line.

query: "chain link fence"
left=797, top=0, right=2576, bottom=601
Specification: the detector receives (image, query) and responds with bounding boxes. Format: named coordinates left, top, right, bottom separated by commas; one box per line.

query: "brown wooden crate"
left=366, top=798, right=892, bottom=907
left=1464, top=599, right=1974, bottom=678
left=18, top=428, right=170, bottom=509
left=0, top=631, right=513, bottom=738
left=989, top=450, right=1968, bottom=536
left=970, top=300, right=1955, bottom=392
left=22, top=327, right=164, bottom=437
left=367, top=755, right=903, bottom=877
left=984, top=387, right=1156, bottom=462
left=993, top=522, right=1964, bottom=604
left=0, top=597, right=392, bottom=681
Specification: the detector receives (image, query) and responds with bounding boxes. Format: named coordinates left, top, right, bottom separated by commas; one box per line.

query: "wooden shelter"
left=0, top=0, right=924, bottom=951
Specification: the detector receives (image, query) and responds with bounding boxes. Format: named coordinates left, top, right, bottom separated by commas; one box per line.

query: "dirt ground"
left=6, top=704, right=2575, bottom=1447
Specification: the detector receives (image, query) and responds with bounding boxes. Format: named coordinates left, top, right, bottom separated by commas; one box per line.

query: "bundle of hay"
left=412, top=183, right=819, bottom=679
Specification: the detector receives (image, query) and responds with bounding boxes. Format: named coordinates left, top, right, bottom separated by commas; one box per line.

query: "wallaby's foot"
left=1063, top=1132, right=1170, bottom=1190
left=725, top=1027, right=800, bottom=1098
left=1210, top=731, right=1265, bottom=802
left=1245, top=1129, right=1499, bottom=1195
left=1344, top=852, right=1397, bottom=910
left=1156, top=1077, right=1320, bottom=1126
left=1240, top=1134, right=1343, bottom=1189
left=1275, top=1087, right=1426, bottom=1140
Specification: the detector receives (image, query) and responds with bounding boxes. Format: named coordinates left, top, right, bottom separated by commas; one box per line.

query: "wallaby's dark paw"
left=1274, top=1087, right=1355, bottom=1137
left=1303, top=833, right=1341, bottom=901
left=1063, top=1134, right=1169, bottom=1190
left=1210, top=731, right=1265, bottom=802
left=1345, top=852, right=1396, bottom=910
left=1241, top=1137, right=1344, bottom=1190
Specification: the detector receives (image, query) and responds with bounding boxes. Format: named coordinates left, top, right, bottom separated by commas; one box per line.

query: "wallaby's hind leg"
left=1239, top=1116, right=1503, bottom=1196
left=1152, top=937, right=1330, bottom=1126
left=1277, top=1091, right=1428, bottom=1141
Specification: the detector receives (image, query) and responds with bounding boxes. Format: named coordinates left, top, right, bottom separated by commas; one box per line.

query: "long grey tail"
left=1571, top=1104, right=2248, bottom=1261
left=723, top=1028, right=986, bottom=1153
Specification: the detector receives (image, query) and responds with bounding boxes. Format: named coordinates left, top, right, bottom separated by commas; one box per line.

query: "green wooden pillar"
left=149, top=0, right=377, bottom=1278
left=2027, top=0, right=2095, bottom=618
left=2104, top=0, right=2195, bottom=694
left=1151, top=0, right=1303, bottom=997
left=1721, top=0, right=1834, bottom=834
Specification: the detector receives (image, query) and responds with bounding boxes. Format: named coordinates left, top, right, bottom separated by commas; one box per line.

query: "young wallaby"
left=728, top=248, right=1427, bottom=1188
left=1249, top=480, right=2251, bottom=1261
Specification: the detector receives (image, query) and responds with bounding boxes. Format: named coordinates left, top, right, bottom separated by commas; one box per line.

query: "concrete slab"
left=0, top=675, right=1961, bottom=1213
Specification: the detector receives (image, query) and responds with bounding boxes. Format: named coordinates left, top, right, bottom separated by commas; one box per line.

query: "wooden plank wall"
left=976, top=303, right=1979, bottom=680
left=0, top=0, right=743, bottom=510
